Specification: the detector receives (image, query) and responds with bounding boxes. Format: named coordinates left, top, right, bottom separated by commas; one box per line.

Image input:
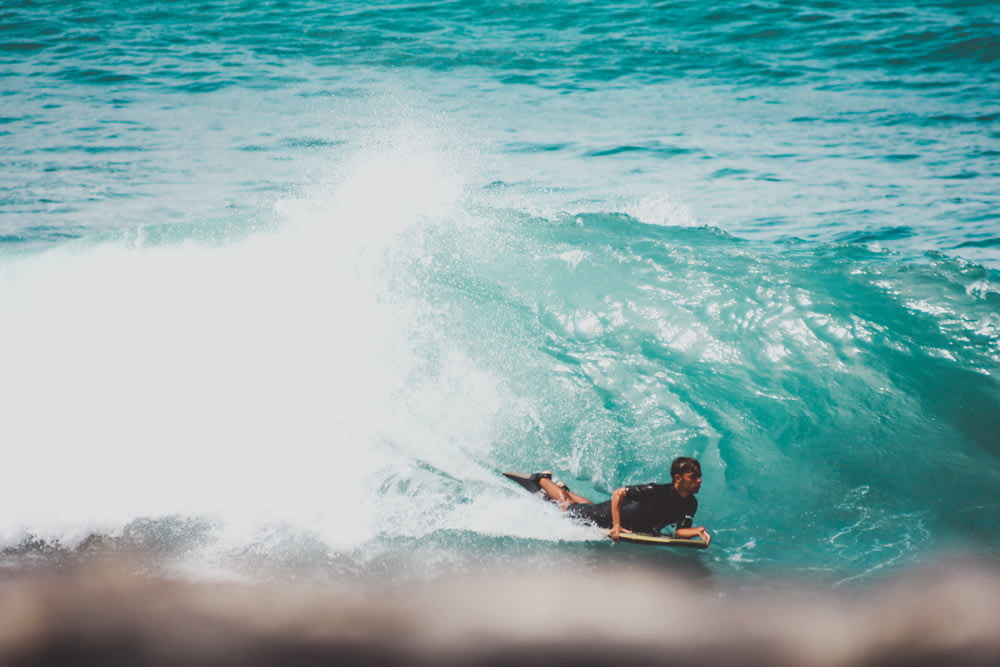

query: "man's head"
left=670, top=456, right=702, bottom=497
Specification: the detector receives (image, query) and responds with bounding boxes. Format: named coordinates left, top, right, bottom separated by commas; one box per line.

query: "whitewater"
left=1, top=1, right=998, bottom=592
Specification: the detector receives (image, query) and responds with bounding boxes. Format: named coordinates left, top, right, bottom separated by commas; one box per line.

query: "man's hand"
left=608, top=525, right=633, bottom=542
left=676, top=526, right=711, bottom=546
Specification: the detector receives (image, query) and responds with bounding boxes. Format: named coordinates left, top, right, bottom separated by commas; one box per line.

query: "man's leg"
left=538, top=477, right=592, bottom=511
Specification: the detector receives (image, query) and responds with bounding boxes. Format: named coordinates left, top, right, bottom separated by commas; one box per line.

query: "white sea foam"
left=0, top=132, right=534, bottom=569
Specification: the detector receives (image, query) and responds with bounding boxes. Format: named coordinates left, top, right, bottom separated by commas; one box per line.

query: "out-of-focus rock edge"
left=1, top=559, right=998, bottom=666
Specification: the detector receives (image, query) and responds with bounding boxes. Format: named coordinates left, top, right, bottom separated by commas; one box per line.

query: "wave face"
left=1, top=1, right=998, bottom=586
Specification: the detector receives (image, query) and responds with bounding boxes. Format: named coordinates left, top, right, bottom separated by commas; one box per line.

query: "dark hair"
left=670, top=456, right=701, bottom=478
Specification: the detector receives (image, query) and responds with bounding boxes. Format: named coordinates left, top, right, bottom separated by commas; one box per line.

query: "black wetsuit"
left=567, top=483, right=696, bottom=534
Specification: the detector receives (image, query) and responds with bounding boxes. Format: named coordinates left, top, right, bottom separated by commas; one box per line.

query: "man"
left=535, top=456, right=711, bottom=545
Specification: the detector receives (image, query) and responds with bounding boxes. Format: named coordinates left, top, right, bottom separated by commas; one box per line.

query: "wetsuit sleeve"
left=676, top=497, right=697, bottom=529
left=622, top=484, right=658, bottom=503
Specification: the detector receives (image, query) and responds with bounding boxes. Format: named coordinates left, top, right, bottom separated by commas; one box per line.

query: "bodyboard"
left=503, top=471, right=708, bottom=549
left=601, top=529, right=708, bottom=549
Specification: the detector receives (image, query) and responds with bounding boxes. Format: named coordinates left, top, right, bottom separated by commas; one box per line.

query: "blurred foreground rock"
left=1, top=559, right=998, bottom=666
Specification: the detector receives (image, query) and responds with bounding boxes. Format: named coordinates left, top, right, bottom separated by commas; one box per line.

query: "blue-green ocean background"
left=2, top=0, right=998, bottom=587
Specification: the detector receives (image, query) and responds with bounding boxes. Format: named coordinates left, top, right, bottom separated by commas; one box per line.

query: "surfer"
left=534, top=457, right=710, bottom=545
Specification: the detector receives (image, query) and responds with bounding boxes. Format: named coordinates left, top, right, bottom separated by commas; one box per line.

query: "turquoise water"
left=1, top=1, right=998, bottom=586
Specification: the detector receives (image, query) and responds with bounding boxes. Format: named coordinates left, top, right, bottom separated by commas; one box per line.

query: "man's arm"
left=608, top=487, right=631, bottom=541
left=675, top=526, right=711, bottom=545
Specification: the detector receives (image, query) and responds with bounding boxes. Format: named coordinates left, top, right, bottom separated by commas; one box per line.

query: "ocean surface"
left=2, top=0, right=998, bottom=589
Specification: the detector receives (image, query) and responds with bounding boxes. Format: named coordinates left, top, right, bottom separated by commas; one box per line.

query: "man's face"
left=674, top=470, right=702, bottom=495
